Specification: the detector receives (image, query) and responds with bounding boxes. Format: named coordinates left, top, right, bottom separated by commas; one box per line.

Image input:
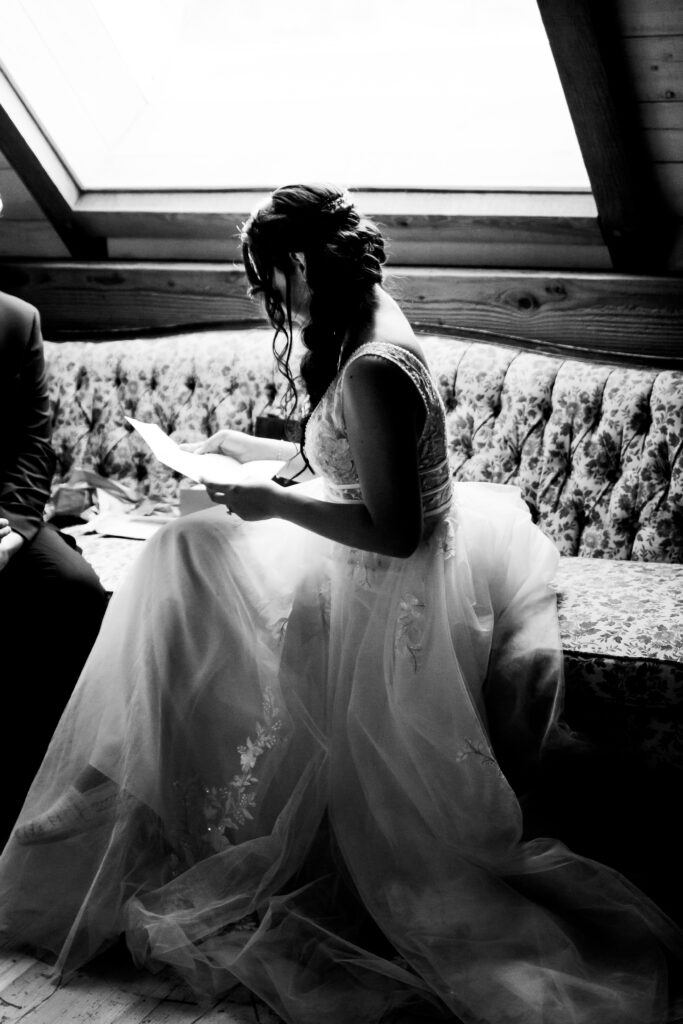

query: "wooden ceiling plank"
left=643, top=129, right=683, bottom=162
left=0, top=73, right=106, bottom=258
left=623, top=35, right=683, bottom=102
left=615, top=0, right=683, bottom=38
left=76, top=207, right=602, bottom=245
left=537, top=0, right=674, bottom=272
left=653, top=162, right=683, bottom=215
left=639, top=100, right=683, bottom=130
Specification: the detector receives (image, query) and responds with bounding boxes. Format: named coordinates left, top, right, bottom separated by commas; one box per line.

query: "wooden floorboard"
left=0, top=946, right=282, bottom=1024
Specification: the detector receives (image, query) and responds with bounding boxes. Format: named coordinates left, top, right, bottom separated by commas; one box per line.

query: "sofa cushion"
left=437, top=339, right=683, bottom=562
left=555, top=557, right=683, bottom=768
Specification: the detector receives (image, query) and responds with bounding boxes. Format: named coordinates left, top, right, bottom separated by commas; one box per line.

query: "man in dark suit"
left=0, top=287, right=108, bottom=841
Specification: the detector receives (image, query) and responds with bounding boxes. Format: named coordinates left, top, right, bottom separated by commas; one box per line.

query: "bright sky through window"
left=0, top=0, right=589, bottom=190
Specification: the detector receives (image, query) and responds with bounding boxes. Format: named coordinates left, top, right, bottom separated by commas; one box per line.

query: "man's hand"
left=0, top=524, right=25, bottom=572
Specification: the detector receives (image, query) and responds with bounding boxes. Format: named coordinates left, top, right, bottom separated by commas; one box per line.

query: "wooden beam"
left=74, top=189, right=605, bottom=261
left=105, top=237, right=610, bottom=270
left=0, top=222, right=69, bottom=257
left=0, top=71, right=106, bottom=259
left=72, top=188, right=609, bottom=269
left=536, top=0, right=674, bottom=272
left=0, top=261, right=681, bottom=367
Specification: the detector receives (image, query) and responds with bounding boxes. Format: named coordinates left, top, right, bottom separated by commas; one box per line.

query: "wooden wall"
left=0, top=145, right=68, bottom=256
left=615, top=0, right=683, bottom=265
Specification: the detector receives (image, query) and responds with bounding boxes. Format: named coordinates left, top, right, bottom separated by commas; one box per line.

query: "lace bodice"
left=305, top=341, right=452, bottom=520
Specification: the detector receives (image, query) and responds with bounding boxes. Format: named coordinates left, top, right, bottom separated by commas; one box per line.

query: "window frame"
left=0, top=62, right=606, bottom=269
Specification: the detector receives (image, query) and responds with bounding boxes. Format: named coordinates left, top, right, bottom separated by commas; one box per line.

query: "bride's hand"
left=202, top=479, right=282, bottom=521
left=180, top=429, right=265, bottom=464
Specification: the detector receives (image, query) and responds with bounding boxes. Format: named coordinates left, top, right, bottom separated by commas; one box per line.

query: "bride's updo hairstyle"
left=240, top=183, right=387, bottom=421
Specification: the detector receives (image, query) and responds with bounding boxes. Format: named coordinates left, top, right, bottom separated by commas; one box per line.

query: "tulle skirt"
left=0, top=482, right=681, bottom=1024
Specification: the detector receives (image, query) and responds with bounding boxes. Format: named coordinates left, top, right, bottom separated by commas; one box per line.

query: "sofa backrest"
left=44, top=329, right=683, bottom=562
left=435, top=338, right=683, bottom=562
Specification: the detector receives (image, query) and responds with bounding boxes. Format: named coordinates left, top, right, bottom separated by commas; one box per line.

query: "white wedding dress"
left=1, top=341, right=681, bottom=1024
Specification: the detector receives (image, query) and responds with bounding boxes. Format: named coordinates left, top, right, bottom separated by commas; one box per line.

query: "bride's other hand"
left=180, top=429, right=263, bottom=463
left=201, top=479, right=282, bottom=521
left=181, top=430, right=296, bottom=464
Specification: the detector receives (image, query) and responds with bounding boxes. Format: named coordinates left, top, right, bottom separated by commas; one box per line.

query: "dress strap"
left=341, top=341, right=435, bottom=411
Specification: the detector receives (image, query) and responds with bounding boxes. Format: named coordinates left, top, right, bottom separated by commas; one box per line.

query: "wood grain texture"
left=0, top=946, right=281, bottom=1024
left=79, top=206, right=602, bottom=245
left=536, top=0, right=673, bottom=271
left=0, top=221, right=70, bottom=257
left=0, top=166, right=46, bottom=219
left=615, top=0, right=683, bottom=37
left=0, top=79, right=104, bottom=259
left=644, top=128, right=683, bottom=162
left=667, top=219, right=683, bottom=271
left=394, top=268, right=683, bottom=366
left=75, top=191, right=605, bottom=269
left=0, top=262, right=680, bottom=367
left=106, top=237, right=611, bottom=270
left=623, top=34, right=683, bottom=102
left=653, top=162, right=683, bottom=214
left=639, top=100, right=683, bottom=129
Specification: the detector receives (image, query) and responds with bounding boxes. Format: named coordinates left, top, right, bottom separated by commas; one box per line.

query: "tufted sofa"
left=43, top=328, right=683, bottom=773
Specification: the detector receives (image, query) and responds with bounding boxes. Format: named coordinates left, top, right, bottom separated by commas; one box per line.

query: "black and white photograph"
left=0, top=1, right=682, bottom=1021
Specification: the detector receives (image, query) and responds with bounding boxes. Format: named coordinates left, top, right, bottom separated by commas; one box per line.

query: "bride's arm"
left=204, top=356, right=424, bottom=558
left=182, top=428, right=298, bottom=464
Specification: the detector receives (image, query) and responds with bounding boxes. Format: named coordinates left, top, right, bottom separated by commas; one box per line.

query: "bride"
left=0, top=184, right=681, bottom=1024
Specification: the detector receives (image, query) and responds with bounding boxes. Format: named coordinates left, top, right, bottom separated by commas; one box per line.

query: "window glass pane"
left=0, top=0, right=589, bottom=190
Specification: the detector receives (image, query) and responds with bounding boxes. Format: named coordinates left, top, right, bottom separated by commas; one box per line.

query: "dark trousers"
left=0, top=524, right=108, bottom=840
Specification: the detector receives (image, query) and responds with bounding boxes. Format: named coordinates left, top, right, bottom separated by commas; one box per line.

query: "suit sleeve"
left=0, top=310, right=56, bottom=541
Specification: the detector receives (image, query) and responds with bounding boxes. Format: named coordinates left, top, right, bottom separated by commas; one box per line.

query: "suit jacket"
left=0, top=291, right=55, bottom=542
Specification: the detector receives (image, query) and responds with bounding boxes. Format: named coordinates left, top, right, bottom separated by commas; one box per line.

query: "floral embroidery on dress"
left=171, top=689, right=282, bottom=864
left=203, top=689, right=282, bottom=851
left=436, top=517, right=458, bottom=559
left=345, top=549, right=386, bottom=590
left=395, top=594, right=425, bottom=670
left=455, top=739, right=506, bottom=779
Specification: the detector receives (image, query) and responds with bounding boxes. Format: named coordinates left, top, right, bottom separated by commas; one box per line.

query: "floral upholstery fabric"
left=555, top=557, right=683, bottom=769
left=556, top=557, right=683, bottom=683
left=430, top=336, right=683, bottom=563
left=44, top=330, right=281, bottom=505
left=44, top=329, right=683, bottom=562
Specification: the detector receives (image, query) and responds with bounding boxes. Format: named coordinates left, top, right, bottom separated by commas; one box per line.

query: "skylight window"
left=0, top=0, right=589, bottom=191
